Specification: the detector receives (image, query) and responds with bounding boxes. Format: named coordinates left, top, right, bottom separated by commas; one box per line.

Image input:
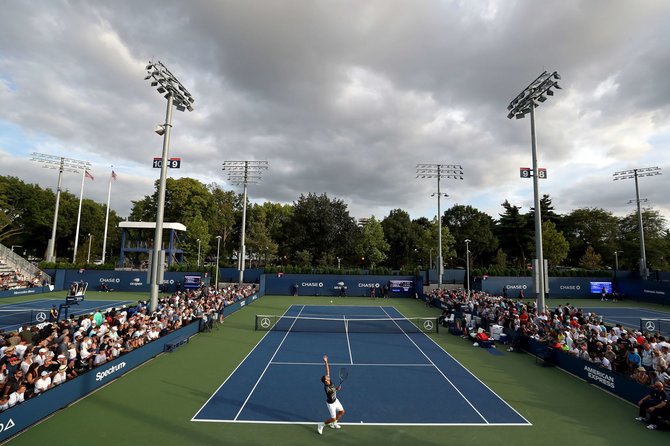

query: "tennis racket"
left=338, top=367, right=349, bottom=386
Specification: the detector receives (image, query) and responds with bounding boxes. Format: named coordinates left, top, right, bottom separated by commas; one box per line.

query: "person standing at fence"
left=49, top=306, right=59, bottom=322
left=317, top=354, right=345, bottom=435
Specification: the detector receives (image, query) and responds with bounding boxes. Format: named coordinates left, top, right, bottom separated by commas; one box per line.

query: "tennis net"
left=254, top=314, right=439, bottom=334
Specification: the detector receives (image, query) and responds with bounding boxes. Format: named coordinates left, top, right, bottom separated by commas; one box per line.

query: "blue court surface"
left=582, top=306, right=670, bottom=335
left=193, top=305, right=530, bottom=427
left=0, top=297, right=134, bottom=331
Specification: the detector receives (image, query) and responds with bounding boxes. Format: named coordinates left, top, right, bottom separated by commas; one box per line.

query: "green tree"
left=618, top=208, right=669, bottom=272
left=294, top=249, right=312, bottom=267
left=183, top=213, right=210, bottom=266
left=246, top=219, right=278, bottom=267
left=495, top=200, right=530, bottom=267
left=563, top=207, right=619, bottom=267
left=381, top=209, right=415, bottom=269
left=443, top=204, right=498, bottom=267
left=285, top=193, right=358, bottom=265
left=412, top=217, right=455, bottom=269
left=355, top=217, right=390, bottom=269
left=579, top=245, right=603, bottom=270
left=493, top=249, right=508, bottom=269
left=208, top=184, right=237, bottom=266
left=542, top=221, right=569, bottom=268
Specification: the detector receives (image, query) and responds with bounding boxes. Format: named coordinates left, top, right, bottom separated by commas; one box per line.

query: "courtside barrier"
left=0, top=286, right=50, bottom=299
left=0, top=321, right=199, bottom=442
left=523, top=338, right=649, bottom=405
left=0, top=291, right=264, bottom=442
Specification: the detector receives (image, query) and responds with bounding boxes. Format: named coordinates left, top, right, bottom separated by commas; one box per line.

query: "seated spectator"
left=52, top=365, right=67, bottom=386
left=652, top=349, right=667, bottom=372
left=632, top=367, right=651, bottom=386
left=636, top=381, right=669, bottom=430
left=7, top=384, right=26, bottom=407
left=626, top=347, right=642, bottom=373
left=33, top=371, right=52, bottom=395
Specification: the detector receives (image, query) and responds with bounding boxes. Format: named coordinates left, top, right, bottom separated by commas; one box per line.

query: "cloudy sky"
left=1, top=0, right=669, bottom=227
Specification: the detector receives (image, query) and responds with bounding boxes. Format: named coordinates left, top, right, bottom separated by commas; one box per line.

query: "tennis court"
left=582, top=306, right=670, bottom=336
left=0, top=297, right=134, bottom=331
left=193, top=304, right=529, bottom=427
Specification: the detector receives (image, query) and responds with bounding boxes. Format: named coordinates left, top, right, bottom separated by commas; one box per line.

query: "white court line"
left=194, top=419, right=528, bottom=426
left=379, top=306, right=489, bottom=424
left=270, top=361, right=433, bottom=367
left=195, top=304, right=529, bottom=425
left=344, top=315, right=353, bottom=364
left=233, top=305, right=307, bottom=421
left=191, top=305, right=297, bottom=421
left=391, top=306, right=532, bottom=426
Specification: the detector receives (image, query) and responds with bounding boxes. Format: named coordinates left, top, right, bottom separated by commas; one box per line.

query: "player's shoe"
left=317, top=423, right=324, bottom=434
left=333, top=422, right=341, bottom=429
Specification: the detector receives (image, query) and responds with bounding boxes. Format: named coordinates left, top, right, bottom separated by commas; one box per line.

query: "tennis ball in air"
left=330, top=300, right=333, bottom=303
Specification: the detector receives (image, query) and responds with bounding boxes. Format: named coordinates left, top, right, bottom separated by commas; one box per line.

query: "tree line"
left=1, top=175, right=668, bottom=274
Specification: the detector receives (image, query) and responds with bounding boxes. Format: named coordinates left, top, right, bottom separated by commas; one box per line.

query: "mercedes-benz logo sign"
left=423, top=320, right=434, bottom=331
left=644, top=320, right=656, bottom=332
left=260, top=317, right=272, bottom=329
left=35, top=312, right=47, bottom=322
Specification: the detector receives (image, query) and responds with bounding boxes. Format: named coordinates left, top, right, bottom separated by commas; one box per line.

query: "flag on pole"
left=85, top=170, right=94, bottom=181
left=111, top=170, right=117, bottom=181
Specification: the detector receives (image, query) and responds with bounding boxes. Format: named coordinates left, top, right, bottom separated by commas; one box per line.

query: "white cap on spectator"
left=41, top=371, right=49, bottom=376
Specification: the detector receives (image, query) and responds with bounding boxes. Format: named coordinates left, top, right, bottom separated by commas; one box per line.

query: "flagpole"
left=101, top=168, right=114, bottom=264
left=72, top=169, right=87, bottom=263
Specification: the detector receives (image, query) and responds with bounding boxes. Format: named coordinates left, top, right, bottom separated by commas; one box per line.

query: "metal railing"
left=0, top=243, right=51, bottom=284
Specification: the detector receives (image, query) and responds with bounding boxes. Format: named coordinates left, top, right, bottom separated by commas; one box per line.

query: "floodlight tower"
left=30, top=153, right=90, bottom=263
left=223, top=161, right=269, bottom=286
left=507, top=70, right=562, bottom=313
left=416, top=164, right=464, bottom=288
left=144, top=61, right=195, bottom=312
left=613, top=167, right=662, bottom=279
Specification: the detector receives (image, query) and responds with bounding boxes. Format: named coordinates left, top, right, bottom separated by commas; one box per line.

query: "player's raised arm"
left=323, top=354, right=330, bottom=378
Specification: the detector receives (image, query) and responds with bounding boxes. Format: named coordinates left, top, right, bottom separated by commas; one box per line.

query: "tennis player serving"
left=317, top=354, right=345, bottom=434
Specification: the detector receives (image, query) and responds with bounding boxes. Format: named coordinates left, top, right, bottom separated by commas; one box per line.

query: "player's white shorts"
left=327, top=399, right=344, bottom=418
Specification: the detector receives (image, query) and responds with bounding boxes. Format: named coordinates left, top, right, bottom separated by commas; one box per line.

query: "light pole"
left=465, top=239, right=471, bottom=295
left=87, top=234, right=93, bottom=264
left=30, top=153, right=90, bottom=262
left=507, top=70, right=561, bottom=313
left=145, top=61, right=195, bottom=312
left=196, top=239, right=201, bottom=269
left=223, top=161, right=269, bottom=286
left=417, top=164, right=464, bottom=289
left=429, top=248, right=434, bottom=271
left=613, top=167, right=662, bottom=279
left=337, top=257, right=342, bottom=269
left=614, top=250, right=623, bottom=271
left=215, top=235, right=222, bottom=290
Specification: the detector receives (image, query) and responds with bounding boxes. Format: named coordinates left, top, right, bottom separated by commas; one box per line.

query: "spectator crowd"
left=427, top=287, right=670, bottom=429
left=0, top=283, right=255, bottom=412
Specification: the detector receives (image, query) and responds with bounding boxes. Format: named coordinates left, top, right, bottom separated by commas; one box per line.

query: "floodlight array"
left=145, top=61, right=195, bottom=112
left=507, top=71, right=561, bottom=119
